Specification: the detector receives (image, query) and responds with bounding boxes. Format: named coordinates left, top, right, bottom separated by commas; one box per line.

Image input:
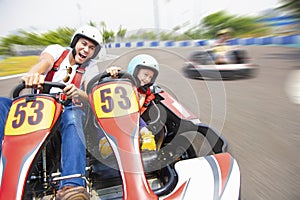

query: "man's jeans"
left=0, top=97, right=13, bottom=155
left=59, top=104, right=87, bottom=188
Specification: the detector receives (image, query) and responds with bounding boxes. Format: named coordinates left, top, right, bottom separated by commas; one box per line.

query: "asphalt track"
left=1, top=46, right=299, bottom=200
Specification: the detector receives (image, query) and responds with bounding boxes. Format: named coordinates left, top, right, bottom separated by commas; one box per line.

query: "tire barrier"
left=106, top=34, right=300, bottom=49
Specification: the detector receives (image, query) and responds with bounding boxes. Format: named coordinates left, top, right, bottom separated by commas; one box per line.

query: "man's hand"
left=63, top=84, right=80, bottom=99
left=21, top=73, right=45, bottom=90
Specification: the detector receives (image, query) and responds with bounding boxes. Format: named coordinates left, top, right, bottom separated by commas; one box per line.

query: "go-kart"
left=0, top=49, right=241, bottom=199
left=183, top=45, right=258, bottom=80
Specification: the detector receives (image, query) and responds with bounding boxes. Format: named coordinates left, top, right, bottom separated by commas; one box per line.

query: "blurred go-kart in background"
left=182, top=44, right=259, bottom=80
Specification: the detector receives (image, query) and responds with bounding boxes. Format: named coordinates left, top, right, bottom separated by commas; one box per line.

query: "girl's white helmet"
left=70, top=25, right=102, bottom=59
left=127, top=54, right=159, bottom=86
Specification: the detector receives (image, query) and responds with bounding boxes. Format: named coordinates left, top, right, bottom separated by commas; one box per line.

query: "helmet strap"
left=72, top=48, right=76, bottom=59
left=138, top=83, right=153, bottom=93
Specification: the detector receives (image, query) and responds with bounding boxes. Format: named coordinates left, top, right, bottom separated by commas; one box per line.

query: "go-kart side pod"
left=0, top=95, right=63, bottom=200
left=88, top=78, right=158, bottom=200
left=162, top=153, right=240, bottom=200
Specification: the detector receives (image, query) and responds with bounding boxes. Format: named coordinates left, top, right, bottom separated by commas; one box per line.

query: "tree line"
left=1, top=1, right=299, bottom=56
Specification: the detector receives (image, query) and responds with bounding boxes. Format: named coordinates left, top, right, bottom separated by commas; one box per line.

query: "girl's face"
left=136, top=68, right=155, bottom=86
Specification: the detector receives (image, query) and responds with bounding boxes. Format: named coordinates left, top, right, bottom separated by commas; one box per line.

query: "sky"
left=0, top=0, right=281, bottom=37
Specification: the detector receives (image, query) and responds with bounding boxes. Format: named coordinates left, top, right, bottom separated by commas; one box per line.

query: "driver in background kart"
left=0, top=25, right=102, bottom=199
left=214, top=28, right=233, bottom=47
left=210, top=27, right=246, bottom=64
left=211, top=28, right=233, bottom=64
left=99, top=54, right=159, bottom=158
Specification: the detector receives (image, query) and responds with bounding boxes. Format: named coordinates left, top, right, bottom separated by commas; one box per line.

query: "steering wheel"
left=12, top=81, right=71, bottom=105
left=86, top=71, right=137, bottom=95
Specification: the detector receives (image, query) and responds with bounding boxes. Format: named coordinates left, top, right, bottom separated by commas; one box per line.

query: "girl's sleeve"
left=139, top=117, right=147, bottom=128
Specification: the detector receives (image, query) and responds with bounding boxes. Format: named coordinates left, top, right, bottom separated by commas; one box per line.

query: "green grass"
left=0, top=56, right=38, bottom=77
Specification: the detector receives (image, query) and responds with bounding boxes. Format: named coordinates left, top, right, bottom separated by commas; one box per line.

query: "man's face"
left=74, top=38, right=96, bottom=64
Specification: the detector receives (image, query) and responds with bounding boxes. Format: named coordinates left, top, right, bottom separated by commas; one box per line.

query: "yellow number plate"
left=5, top=97, right=56, bottom=135
left=93, top=82, right=139, bottom=118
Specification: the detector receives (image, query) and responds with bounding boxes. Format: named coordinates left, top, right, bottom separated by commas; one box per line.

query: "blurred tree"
left=40, top=27, right=75, bottom=46
left=278, top=0, right=300, bottom=18
left=88, top=21, right=97, bottom=27
left=0, top=27, right=75, bottom=55
left=0, top=35, right=24, bottom=55
left=0, top=10, right=281, bottom=56
left=116, top=25, right=127, bottom=41
left=199, top=11, right=271, bottom=38
left=100, top=21, right=115, bottom=43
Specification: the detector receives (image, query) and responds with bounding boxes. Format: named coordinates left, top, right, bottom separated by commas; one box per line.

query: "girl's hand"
left=106, top=66, right=121, bottom=77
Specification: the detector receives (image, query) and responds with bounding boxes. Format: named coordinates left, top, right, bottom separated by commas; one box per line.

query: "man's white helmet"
left=70, top=25, right=102, bottom=59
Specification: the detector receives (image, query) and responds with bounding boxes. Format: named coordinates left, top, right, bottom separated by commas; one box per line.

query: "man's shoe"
left=56, top=186, right=89, bottom=200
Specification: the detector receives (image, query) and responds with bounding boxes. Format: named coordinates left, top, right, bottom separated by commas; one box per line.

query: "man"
left=0, top=25, right=102, bottom=199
